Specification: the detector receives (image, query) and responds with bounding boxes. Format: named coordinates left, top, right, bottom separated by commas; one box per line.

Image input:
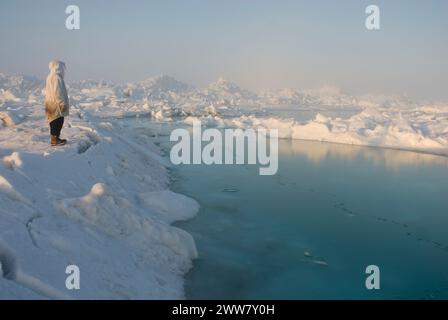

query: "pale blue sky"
left=0, top=0, right=447, bottom=100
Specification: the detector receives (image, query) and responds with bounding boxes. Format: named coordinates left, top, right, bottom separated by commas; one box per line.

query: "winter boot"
left=51, top=135, right=67, bottom=146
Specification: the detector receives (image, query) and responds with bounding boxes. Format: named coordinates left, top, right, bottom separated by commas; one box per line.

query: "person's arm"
left=56, top=77, right=69, bottom=111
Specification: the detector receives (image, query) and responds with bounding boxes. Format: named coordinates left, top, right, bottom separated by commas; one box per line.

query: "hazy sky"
left=0, top=0, right=447, bottom=100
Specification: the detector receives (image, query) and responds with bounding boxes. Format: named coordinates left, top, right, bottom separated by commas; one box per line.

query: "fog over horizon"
left=1, top=0, right=447, bottom=100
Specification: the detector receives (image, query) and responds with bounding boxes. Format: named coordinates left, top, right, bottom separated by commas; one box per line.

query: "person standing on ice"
left=44, top=60, right=69, bottom=146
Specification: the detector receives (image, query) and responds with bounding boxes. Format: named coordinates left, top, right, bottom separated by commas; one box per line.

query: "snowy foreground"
left=1, top=72, right=447, bottom=299
left=0, top=74, right=201, bottom=299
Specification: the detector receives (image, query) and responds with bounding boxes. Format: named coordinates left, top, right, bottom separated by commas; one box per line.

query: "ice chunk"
left=2, top=152, right=22, bottom=170
left=138, top=190, right=199, bottom=224
left=55, top=183, right=198, bottom=260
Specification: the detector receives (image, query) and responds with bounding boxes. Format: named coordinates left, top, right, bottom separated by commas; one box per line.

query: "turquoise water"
left=169, top=139, right=448, bottom=300
left=120, top=119, right=448, bottom=299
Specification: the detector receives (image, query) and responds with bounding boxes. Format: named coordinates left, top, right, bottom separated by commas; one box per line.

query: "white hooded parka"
left=44, top=60, right=69, bottom=122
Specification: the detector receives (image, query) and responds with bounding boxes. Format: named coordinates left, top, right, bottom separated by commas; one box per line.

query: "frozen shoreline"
left=0, top=102, right=199, bottom=299
left=183, top=108, right=448, bottom=158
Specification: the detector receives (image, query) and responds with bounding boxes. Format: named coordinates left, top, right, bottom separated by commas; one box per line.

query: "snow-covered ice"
left=183, top=103, right=448, bottom=156
left=1, top=71, right=447, bottom=299
left=220, top=107, right=448, bottom=156
left=0, top=73, right=201, bottom=299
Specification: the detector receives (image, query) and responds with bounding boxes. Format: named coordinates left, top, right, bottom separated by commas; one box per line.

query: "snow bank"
left=184, top=106, right=448, bottom=156
left=0, top=116, right=199, bottom=298
left=0, top=73, right=201, bottom=298
left=55, top=183, right=197, bottom=260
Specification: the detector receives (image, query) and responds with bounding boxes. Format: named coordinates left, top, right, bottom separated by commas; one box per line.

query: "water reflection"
left=280, top=139, right=448, bottom=170
left=125, top=118, right=448, bottom=171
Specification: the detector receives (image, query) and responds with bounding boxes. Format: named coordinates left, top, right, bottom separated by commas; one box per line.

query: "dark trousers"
left=50, top=117, right=64, bottom=137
